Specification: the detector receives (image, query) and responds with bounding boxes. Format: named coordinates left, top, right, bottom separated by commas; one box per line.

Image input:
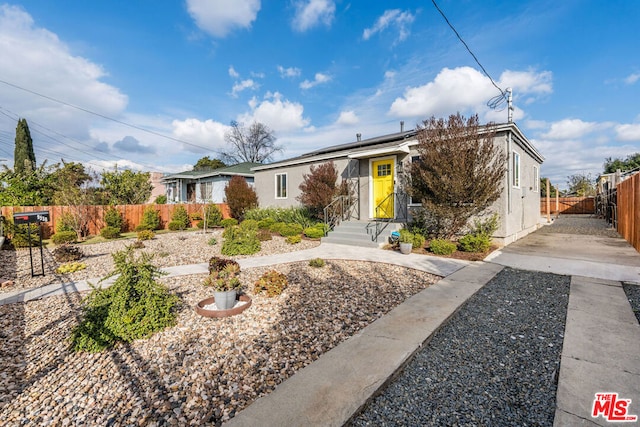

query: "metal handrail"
left=367, top=192, right=409, bottom=242
left=323, top=195, right=349, bottom=236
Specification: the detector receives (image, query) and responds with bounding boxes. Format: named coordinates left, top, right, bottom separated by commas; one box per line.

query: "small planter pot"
left=195, top=294, right=252, bottom=318
left=213, top=290, right=237, bottom=310
left=399, top=242, right=413, bottom=254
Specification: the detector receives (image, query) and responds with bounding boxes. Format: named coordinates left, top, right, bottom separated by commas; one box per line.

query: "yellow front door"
left=372, top=159, right=394, bottom=218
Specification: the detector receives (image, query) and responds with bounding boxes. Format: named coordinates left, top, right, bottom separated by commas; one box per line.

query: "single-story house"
left=161, top=162, right=260, bottom=204
left=252, top=121, right=544, bottom=246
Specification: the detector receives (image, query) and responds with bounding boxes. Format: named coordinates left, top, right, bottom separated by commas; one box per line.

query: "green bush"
left=104, top=207, right=123, bottom=231
left=412, top=233, right=426, bottom=249
left=71, top=248, right=178, bottom=353
left=154, top=195, right=167, bottom=204
left=286, top=234, right=302, bottom=244
left=52, top=231, right=77, bottom=245
left=56, top=261, right=87, bottom=274
left=244, top=207, right=314, bottom=228
left=190, top=212, right=202, bottom=221
left=221, top=218, right=238, bottom=228
left=257, top=218, right=276, bottom=230
left=303, top=225, right=326, bottom=239
left=136, top=229, right=155, bottom=241
left=240, top=219, right=259, bottom=231
left=140, top=206, right=161, bottom=231
left=100, top=226, right=121, bottom=240
left=221, top=226, right=261, bottom=256
left=207, top=237, right=218, bottom=246
left=170, top=205, right=190, bottom=230
left=399, top=229, right=414, bottom=244
left=208, top=256, right=240, bottom=274
left=9, top=223, right=41, bottom=248
left=257, top=229, right=273, bottom=241
left=270, top=222, right=303, bottom=237
left=469, top=213, right=499, bottom=237
left=309, top=258, right=325, bottom=268
left=254, top=270, right=288, bottom=297
left=56, top=212, right=76, bottom=233
left=458, top=233, right=492, bottom=253
left=197, top=204, right=223, bottom=228
left=429, top=239, right=457, bottom=255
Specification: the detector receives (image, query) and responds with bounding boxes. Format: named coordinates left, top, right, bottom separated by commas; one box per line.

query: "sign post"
left=13, top=211, right=50, bottom=277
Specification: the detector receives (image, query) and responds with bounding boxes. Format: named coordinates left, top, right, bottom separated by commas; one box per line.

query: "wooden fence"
left=540, top=197, right=595, bottom=215
left=0, top=203, right=230, bottom=239
left=617, top=172, right=639, bottom=252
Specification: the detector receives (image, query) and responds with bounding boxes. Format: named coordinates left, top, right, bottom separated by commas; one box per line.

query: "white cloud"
left=237, top=92, right=310, bottom=132
left=363, top=9, right=415, bottom=43
left=615, top=123, right=640, bottom=141
left=171, top=118, right=229, bottom=152
left=336, top=110, right=359, bottom=125
left=231, top=79, right=258, bottom=97
left=498, top=69, right=553, bottom=95
left=624, top=73, right=640, bottom=85
left=186, top=0, right=260, bottom=38
left=541, top=119, right=601, bottom=140
left=228, top=66, right=240, bottom=78
left=300, top=72, right=331, bottom=89
left=384, top=70, right=396, bottom=79
left=292, top=0, right=335, bottom=32
left=278, top=65, right=301, bottom=78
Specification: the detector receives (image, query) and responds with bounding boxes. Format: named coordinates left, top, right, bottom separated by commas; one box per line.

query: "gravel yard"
left=350, top=267, right=571, bottom=427
left=0, top=232, right=440, bottom=426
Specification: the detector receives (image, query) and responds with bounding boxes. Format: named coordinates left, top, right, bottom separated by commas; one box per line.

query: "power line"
left=0, top=78, right=215, bottom=152
left=430, top=0, right=508, bottom=110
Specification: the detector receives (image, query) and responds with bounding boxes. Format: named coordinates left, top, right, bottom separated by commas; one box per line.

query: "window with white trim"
left=512, top=152, right=520, bottom=188
left=533, top=166, right=539, bottom=192
left=275, top=173, right=287, bottom=199
left=199, top=182, right=212, bottom=201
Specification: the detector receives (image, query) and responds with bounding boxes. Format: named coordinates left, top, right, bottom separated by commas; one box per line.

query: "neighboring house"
left=252, top=122, right=544, bottom=246
left=147, top=172, right=166, bottom=204
left=161, top=162, right=260, bottom=204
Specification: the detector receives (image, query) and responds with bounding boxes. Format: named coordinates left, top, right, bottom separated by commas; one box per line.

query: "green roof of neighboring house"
left=162, top=162, right=261, bottom=181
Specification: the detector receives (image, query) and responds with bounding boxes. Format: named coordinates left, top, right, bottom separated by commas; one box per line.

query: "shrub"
left=468, top=213, right=499, bottom=237
left=198, top=204, right=223, bottom=228
left=100, top=226, right=121, bottom=240
left=189, top=212, right=202, bottom=221
left=52, top=244, right=83, bottom=262
left=412, top=233, right=426, bottom=249
left=130, top=240, right=145, bottom=249
left=239, top=219, right=259, bottom=231
left=297, top=161, right=341, bottom=220
left=70, top=248, right=178, bottom=353
left=9, top=223, right=40, bottom=248
left=136, top=229, right=155, bottom=241
left=244, top=207, right=314, bottom=228
left=303, top=225, right=326, bottom=239
left=221, top=226, right=261, bottom=256
left=399, top=229, right=415, bottom=244
left=254, top=270, right=288, bottom=297
left=286, top=235, right=302, bottom=244
left=52, top=231, right=77, bottom=245
left=257, top=218, right=276, bottom=230
left=309, top=258, right=325, bottom=268
left=429, top=239, right=457, bottom=255
left=208, top=256, right=240, bottom=274
left=221, top=218, right=238, bottom=228
left=154, top=195, right=167, bottom=204
left=140, top=206, right=161, bottom=231
left=203, top=264, right=241, bottom=292
left=104, top=207, right=123, bottom=231
left=257, top=229, right=273, bottom=241
left=56, top=262, right=87, bottom=274
left=56, top=212, right=76, bottom=233
left=458, top=233, right=492, bottom=253
left=170, top=205, right=190, bottom=230
left=271, top=222, right=303, bottom=237
left=224, top=176, right=258, bottom=220
left=207, top=237, right=218, bottom=246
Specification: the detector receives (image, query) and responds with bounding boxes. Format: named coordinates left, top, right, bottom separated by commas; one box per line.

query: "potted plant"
left=398, top=229, right=414, bottom=255
left=203, top=263, right=242, bottom=309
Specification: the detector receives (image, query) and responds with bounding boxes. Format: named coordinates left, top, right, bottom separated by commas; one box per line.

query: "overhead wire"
left=430, top=0, right=508, bottom=111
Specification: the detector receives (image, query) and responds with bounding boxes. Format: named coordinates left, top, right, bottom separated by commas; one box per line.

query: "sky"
left=0, top=0, right=638, bottom=190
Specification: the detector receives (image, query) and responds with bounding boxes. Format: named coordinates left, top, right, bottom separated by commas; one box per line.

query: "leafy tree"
left=193, top=156, right=226, bottom=171
left=220, top=121, right=281, bottom=164
left=224, top=175, right=258, bottom=220
left=603, top=153, right=640, bottom=174
left=0, top=162, right=54, bottom=206
left=540, top=178, right=559, bottom=198
left=14, top=118, right=36, bottom=174
left=50, top=161, right=97, bottom=239
left=566, top=173, right=595, bottom=196
left=297, top=161, right=342, bottom=220
left=409, top=113, right=506, bottom=239
left=100, top=167, right=153, bottom=205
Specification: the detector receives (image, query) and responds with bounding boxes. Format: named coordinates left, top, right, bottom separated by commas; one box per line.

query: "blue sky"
left=0, top=1, right=638, bottom=189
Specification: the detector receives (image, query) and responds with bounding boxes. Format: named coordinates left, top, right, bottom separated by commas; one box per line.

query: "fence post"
left=546, top=179, right=551, bottom=223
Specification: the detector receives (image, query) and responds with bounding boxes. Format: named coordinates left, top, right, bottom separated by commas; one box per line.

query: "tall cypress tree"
left=14, top=118, right=36, bottom=174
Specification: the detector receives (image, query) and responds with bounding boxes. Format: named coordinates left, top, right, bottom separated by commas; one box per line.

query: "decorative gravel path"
left=350, top=267, right=571, bottom=427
